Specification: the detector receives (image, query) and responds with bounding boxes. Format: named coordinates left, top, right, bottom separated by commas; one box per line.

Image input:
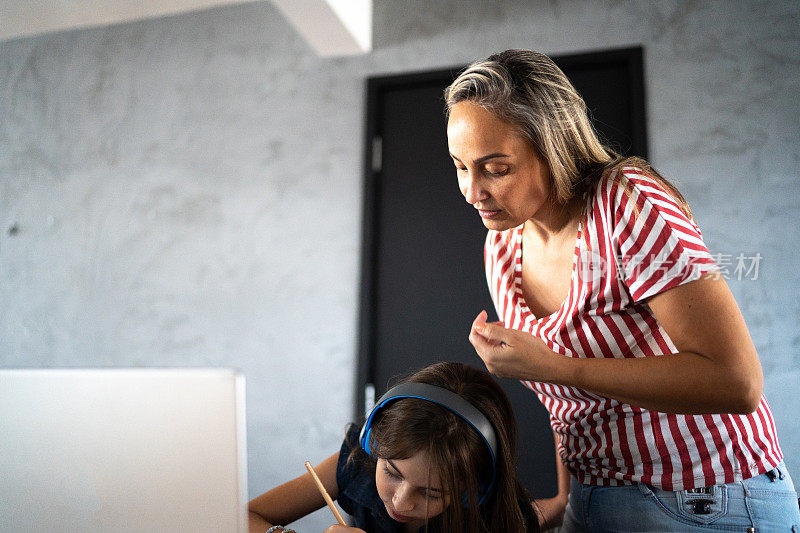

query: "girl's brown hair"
left=352, top=362, right=538, bottom=532
left=444, top=49, right=693, bottom=220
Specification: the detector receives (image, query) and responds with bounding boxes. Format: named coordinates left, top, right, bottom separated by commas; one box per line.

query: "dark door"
left=356, top=48, right=647, bottom=499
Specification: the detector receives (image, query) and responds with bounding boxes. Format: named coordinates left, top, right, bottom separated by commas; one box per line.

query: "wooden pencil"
left=304, top=460, right=346, bottom=525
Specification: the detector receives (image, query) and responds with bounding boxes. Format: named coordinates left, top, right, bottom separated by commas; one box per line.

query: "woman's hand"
left=468, top=310, right=564, bottom=381
left=323, top=526, right=366, bottom=533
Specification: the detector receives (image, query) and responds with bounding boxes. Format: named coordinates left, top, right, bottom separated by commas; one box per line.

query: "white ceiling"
left=0, top=0, right=372, bottom=55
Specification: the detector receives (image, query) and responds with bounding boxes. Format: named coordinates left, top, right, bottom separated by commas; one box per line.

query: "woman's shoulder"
left=591, top=163, right=658, bottom=199
left=586, top=162, right=693, bottom=225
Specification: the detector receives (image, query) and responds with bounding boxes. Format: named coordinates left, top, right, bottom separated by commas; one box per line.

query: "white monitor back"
left=0, top=368, right=247, bottom=533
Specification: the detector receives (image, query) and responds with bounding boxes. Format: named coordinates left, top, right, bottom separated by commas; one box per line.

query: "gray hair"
left=444, top=49, right=616, bottom=204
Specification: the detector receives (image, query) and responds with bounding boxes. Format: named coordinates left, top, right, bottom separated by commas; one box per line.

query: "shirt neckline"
left=513, top=206, right=587, bottom=324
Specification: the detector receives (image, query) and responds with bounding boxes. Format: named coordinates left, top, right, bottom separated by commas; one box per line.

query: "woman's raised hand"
left=469, top=310, right=563, bottom=382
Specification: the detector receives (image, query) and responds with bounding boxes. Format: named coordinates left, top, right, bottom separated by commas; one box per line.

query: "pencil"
left=304, top=460, right=346, bottom=526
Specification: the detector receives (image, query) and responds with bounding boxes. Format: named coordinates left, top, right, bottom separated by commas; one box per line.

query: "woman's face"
left=375, top=452, right=446, bottom=526
left=447, top=100, right=553, bottom=231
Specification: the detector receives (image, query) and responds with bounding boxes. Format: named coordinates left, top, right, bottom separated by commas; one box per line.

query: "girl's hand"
left=534, top=495, right=568, bottom=530
left=468, top=310, right=563, bottom=381
left=323, top=526, right=366, bottom=533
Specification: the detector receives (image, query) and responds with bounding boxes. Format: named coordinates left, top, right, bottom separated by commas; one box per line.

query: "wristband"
left=266, top=527, right=296, bottom=533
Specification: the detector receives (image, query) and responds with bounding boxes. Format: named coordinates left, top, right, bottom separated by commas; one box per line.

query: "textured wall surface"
left=1, top=0, right=798, bottom=529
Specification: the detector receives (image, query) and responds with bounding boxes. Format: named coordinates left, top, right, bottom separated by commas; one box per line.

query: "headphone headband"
left=358, top=382, right=498, bottom=504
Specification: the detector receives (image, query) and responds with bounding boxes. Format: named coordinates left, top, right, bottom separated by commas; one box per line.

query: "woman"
left=445, top=49, right=799, bottom=531
left=248, top=362, right=539, bottom=533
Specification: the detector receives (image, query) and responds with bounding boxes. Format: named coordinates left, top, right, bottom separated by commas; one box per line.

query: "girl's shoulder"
left=337, top=424, right=367, bottom=479
left=336, top=424, right=383, bottom=520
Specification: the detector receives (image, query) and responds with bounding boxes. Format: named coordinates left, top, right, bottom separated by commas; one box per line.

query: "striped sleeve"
left=609, top=169, right=718, bottom=302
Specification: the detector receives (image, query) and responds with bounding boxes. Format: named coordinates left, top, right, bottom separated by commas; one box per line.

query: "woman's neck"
left=523, top=194, right=584, bottom=244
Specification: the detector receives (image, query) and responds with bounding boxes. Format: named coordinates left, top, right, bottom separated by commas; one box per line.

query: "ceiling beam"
left=269, top=0, right=372, bottom=56
left=0, top=0, right=372, bottom=56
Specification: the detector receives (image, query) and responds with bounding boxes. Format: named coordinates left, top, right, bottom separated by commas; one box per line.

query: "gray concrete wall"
left=1, top=1, right=798, bottom=529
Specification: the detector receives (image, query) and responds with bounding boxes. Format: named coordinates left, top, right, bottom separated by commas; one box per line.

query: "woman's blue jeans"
left=561, top=462, right=800, bottom=532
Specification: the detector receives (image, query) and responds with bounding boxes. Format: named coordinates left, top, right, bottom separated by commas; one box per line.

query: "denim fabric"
left=561, top=462, right=800, bottom=532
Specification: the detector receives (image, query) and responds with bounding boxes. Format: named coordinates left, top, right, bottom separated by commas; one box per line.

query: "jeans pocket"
left=745, top=487, right=800, bottom=528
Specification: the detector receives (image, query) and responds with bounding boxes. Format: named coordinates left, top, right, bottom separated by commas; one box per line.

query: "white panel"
left=326, top=0, right=372, bottom=52
left=270, top=0, right=372, bottom=56
left=0, top=369, right=248, bottom=533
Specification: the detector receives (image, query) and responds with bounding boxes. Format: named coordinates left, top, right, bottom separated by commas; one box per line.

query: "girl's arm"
left=533, top=431, right=570, bottom=530
left=469, top=275, right=763, bottom=414
left=248, top=452, right=340, bottom=533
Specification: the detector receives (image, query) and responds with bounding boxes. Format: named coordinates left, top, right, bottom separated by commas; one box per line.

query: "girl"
left=445, top=49, right=799, bottom=530
left=247, top=362, right=539, bottom=532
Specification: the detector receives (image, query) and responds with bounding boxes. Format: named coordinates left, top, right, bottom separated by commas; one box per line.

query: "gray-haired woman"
left=445, top=49, right=798, bottom=531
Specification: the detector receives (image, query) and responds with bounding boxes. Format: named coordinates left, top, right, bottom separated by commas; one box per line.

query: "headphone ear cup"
left=358, top=418, right=375, bottom=456
left=359, top=395, right=391, bottom=458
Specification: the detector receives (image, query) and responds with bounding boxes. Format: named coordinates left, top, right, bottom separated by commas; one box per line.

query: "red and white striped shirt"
left=484, top=167, right=783, bottom=490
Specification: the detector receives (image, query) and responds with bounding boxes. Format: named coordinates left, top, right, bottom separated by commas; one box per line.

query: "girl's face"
left=447, top=100, right=553, bottom=231
left=375, top=452, right=446, bottom=526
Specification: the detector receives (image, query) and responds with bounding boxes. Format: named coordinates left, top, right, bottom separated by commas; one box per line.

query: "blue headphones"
left=358, top=382, right=498, bottom=504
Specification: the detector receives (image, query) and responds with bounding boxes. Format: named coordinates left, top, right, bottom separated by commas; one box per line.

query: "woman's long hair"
left=444, top=49, right=693, bottom=220
left=350, top=362, right=538, bottom=533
